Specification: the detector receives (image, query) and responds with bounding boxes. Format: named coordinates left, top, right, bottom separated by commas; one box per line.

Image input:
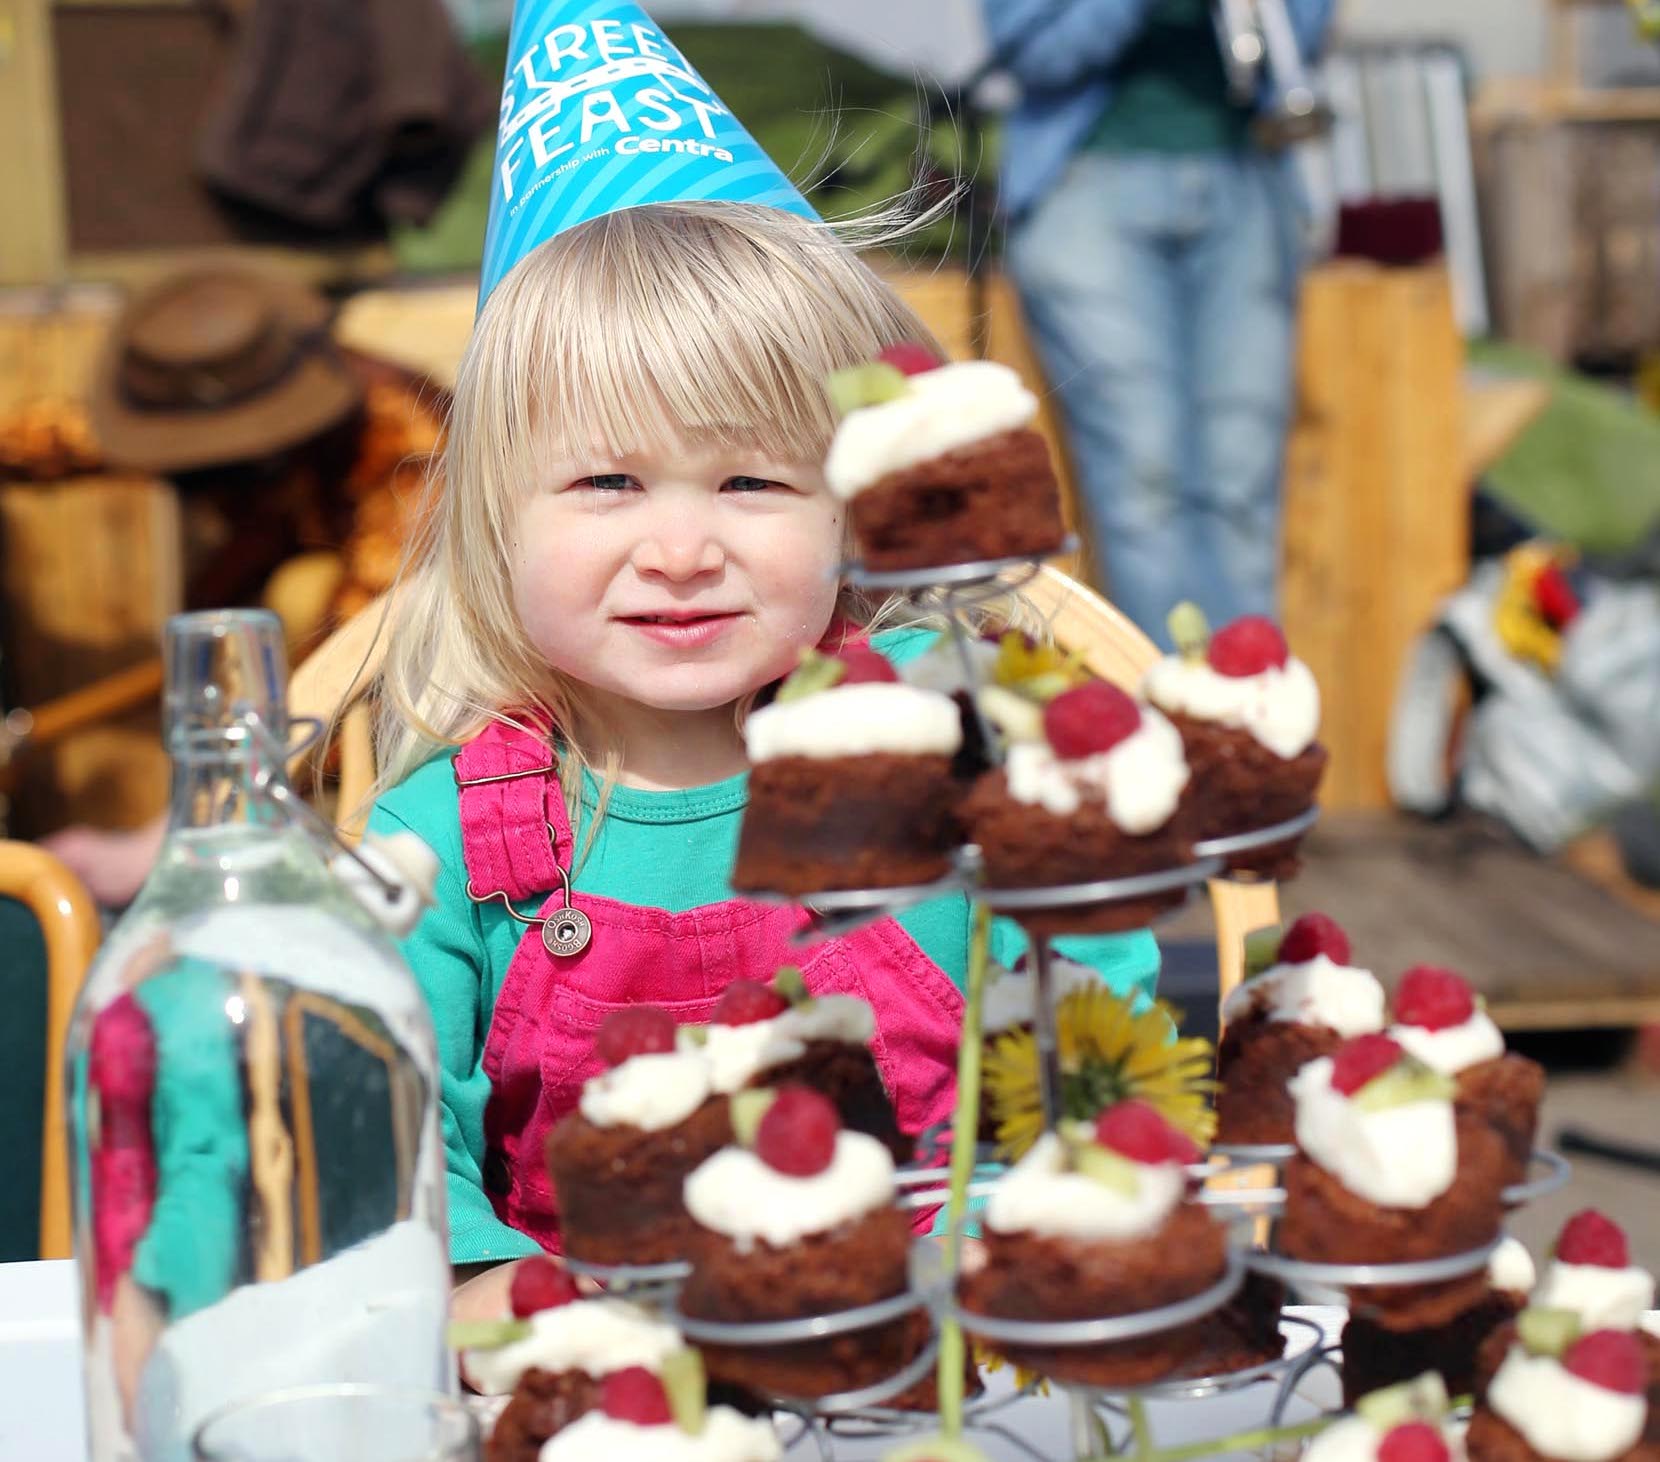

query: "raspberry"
left=601, top=1366, right=673, bottom=1425
left=508, top=1256, right=581, bottom=1318
left=754, top=1085, right=840, bottom=1177
left=594, top=1007, right=677, bottom=1068
left=1534, top=563, right=1581, bottom=630
left=1278, top=912, right=1352, bottom=967
left=1564, top=1330, right=1646, bottom=1396
left=1555, top=1210, right=1631, bottom=1269
left=876, top=342, right=942, bottom=376
left=836, top=646, right=900, bottom=684
left=1207, top=617, right=1290, bottom=677
left=711, top=979, right=790, bottom=1027
left=1393, top=966, right=1476, bottom=1032
left=1377, top=1422, right=1450, bottom=1462
left=1093, top=1100, right=1201, bottom=1166
left=1330, top=1033, right=1406, bottom=1096
left=1042, top=681, right=1143, bottom=760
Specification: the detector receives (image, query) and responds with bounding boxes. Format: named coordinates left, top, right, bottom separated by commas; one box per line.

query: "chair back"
left=0, top=841, right=101, bottom=1259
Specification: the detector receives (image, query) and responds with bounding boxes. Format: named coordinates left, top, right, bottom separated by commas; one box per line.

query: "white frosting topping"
left=1488, top=1348, right=1647, bottom=1462
left=1221, top=956, right=1386, bottom=1038
left=744, top=682, right=961, bottom=762
left=981, top=957, right=1100, bottom=1036
left=1534, top=1262, right=1656, bottom=1332
left=1303, top=1416, right=1387, bottom=1462
left=580, top=1051, right=712, bottom=1132
left=1290, top=1056, right=1457, bottom=1209
left=983, top=1132, right=1190, bottom=1242
left=1390, top=1012, right=1506, bottom=1075
left=824, top=360, right=1038, bottom=500
left=1643, top=1313, right=1660, bottom=1342
left=690, top=996, right=876, bottom=1095
left=1489, top=1237, right=1538, bottom=1297
left=539, top=1407, right=781, bottom=1462
left=1142, top=653, right=1320, bottom=760
left=464, top=1298, right=683, bottom=1396
left=1002, top=708, right=1189, bottom=834
left=683, top=1131, right=894, bottom=1249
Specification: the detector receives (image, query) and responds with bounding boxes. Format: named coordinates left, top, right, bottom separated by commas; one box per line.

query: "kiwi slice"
left=730, top=1088, right=777, bottom=1148
left=660, top=1348, right=708, bottom=1436
left=827, top=362, right=909, bottom=417
left=772, top=965, right=810, bottom=1007
left=1518, top=1307, right=1583, bottom=1359
left=775, top=649, right=847, bottom=704
left=883, top=1436, right=996, bottom=1462
left=977, top=686, right=1046, bottom=743
left=1020, top=671, right=1077, bottom=704
left=1067, top=1141, right=1140, bottom=1197
left=1242, top=926, right=1285, bottom=980
left=1351, top=1056, right=1455, bottom=1113
left=1354, top=1371, right=1450, bottom=1429
left=1167, top=602, right=1211, bottom=662
left=447, top=1319, right=531, bottom=1351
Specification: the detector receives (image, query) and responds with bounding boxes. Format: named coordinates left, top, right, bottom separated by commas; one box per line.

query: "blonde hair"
left=371, top=201, right=941, bottom=815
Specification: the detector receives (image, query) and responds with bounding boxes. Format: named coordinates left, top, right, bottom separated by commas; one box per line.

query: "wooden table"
left=1166, top=812, right=1660, bottom=1031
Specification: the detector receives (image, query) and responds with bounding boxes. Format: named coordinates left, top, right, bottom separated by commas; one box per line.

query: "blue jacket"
left=983, top=0, right=1338, bottom=219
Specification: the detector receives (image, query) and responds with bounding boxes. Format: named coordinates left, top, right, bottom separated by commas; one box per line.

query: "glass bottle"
left=65, top=610, right=451, bottom=1462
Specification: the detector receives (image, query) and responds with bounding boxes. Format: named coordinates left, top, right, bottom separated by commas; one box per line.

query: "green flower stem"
left=1128, top=1395, right=1155, bottom=1460
left=1084, top=1414, right=1330, bottom=1462
left=936, top=899, right=993, bottom=1436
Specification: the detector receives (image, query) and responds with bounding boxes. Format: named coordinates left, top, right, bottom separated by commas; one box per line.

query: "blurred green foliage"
left=1470, top=340, right=1660, bottom=556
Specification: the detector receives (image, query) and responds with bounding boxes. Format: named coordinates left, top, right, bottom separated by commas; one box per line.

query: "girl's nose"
left=632, top=518, right=727, bottom=581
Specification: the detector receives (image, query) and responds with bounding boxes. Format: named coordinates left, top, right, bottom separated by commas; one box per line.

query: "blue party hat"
left=478, top=0, right=818, bottom=308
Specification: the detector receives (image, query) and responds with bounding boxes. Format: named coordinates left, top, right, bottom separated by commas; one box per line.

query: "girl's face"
left=512, top=439, right=843, bottom=715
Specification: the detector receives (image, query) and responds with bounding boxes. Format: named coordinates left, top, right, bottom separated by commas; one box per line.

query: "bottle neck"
left=165, top=731, right=297, bottom=836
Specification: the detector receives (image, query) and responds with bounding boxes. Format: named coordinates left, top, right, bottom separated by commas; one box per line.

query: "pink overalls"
left=453, top=720, right=966, bottom=1253
left=87, top=993, right=158, bottom=1312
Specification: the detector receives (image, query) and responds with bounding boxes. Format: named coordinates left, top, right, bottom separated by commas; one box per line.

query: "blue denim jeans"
left=1009, top=149, right=1303, bottom=642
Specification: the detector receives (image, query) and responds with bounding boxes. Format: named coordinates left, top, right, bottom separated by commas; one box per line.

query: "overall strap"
left=452, top=717, right=573, bottom=902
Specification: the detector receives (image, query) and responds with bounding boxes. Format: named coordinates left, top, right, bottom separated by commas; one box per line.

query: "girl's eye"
left=723, top=476, right=786, bottom=493
left=573, top=474, right=637, bottom=492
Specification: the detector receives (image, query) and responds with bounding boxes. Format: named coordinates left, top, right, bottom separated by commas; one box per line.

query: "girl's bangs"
left=510, top=205, right=900, bottom=465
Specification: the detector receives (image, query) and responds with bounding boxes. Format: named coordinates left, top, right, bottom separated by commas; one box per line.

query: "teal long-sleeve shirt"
left=126, top=959, right=249, bottom=1321
left=368, top=627, right=1161, bottom=1266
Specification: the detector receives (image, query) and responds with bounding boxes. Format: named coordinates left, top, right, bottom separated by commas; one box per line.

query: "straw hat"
left=88, top=270, right=362, bottom=474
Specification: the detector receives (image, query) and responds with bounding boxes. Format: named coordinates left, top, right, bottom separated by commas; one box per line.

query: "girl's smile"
left=613, top=609, right=746, bottom=649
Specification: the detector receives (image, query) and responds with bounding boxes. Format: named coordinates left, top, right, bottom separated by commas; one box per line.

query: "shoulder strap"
left=452, top=717, right=572, bottom=901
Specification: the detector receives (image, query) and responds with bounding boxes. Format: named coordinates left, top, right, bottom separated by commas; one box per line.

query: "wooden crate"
left=1475, top=106, right=1660, bottom=361
left=1281, top=261, right=1468, bottom=811
left=0, top=474, right=180, bottom=831
left=0, top=296, right=179, bottom=832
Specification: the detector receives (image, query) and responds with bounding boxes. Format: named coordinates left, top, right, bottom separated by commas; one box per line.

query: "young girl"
left=364, top=200, right=1160, bottom=1319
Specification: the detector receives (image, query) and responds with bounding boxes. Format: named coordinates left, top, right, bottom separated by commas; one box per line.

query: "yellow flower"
left=1493, top=542, right=1565, bottom=673
left=973, top=1343, right=1050, bottom=1394
left=991, top=631, right=1090, bottom=703
left=983, top=984, right=1217, bottom=1161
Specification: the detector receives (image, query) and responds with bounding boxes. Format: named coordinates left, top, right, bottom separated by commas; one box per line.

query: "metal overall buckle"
left=453, top=755, right=593, bottom=956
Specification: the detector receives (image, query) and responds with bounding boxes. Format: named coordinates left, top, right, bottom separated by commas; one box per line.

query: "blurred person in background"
left=983, top=0, right=1335, bottom=641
